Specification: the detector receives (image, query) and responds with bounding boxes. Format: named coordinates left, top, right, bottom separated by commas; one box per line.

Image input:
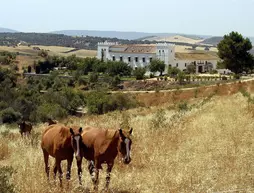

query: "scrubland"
left=0, top=89, right=254, bottom=192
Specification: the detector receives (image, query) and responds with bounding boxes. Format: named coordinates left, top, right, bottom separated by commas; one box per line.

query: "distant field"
left=175, top=45, right=218, bottom=53
left=0, top=45, right=97, bottom=58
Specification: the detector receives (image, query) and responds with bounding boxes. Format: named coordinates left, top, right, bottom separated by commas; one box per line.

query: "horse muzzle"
left=123, top=157, right=131, bottom=164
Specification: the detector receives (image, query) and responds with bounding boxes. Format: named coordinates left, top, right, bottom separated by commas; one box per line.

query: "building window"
left=185, top=63, right=187, bottom=67
left=112, top=56, right=115, bottom=61
left=135, top=57, right=138, bottom=62
left=159, top=50, right=161, bottom=55
left=143, top=57, right=146, bottom=63
left=120, top=56, right=123, bottom=62
left=162, top=50, right=164, bottom=53
left=149, top=57, right=153, bottom=62
left=128, top=56, right=131, bottom=62
left=169, top=64, right=172, bottom=67
left=176, top=63, right=178, bottom=67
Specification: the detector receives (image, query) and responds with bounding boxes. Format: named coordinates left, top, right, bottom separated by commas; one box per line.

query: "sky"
left=1, top=0, right=254, bottom=37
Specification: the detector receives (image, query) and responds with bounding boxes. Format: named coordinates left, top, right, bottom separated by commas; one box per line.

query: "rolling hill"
left=51, top=30, right=210, bottom=40
left=142, top=35, right=204, bottom=45
left=0, top=27, right=18, bottom=33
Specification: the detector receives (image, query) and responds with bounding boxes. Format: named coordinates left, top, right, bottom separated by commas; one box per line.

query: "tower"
left=97, top=42, right=118, bottom=62
left=156, top=43, right=175, bottom=66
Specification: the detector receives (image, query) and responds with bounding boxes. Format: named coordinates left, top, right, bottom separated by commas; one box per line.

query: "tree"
left=149, top=59, right=165, bottom=76
left=168, top=67, right=181, bottom=78
left=186, top=64, right=196, bottom=74
left=133, top=67, right=146, bottom=80
left=217, top=31, right=254, bottom=74
left=106, top=61, right=132, bottom=77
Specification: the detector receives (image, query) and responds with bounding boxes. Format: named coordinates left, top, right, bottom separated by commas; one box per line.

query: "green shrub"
left=222, top=76, right=227, bottom=80
left=234, top=74, right=241, bottom=79
left=149, top=73, right=154, bottom=78
left=133, top=67, right=146, bottom=80
left=111, top=75, right=121, bottom=87
left=36, top=103, right=68, bottom=122
left=86, top=91, right=137, bottom=114
left=0, top=166, right=16, bottom=193
left=88, top=72, right=99, bottom=83
left=0, top=108, right=21, bottom=124
left=178, top=101, right=188, bottom=111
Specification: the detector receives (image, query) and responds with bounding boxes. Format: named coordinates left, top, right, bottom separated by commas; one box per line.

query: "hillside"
left=0, top=27, right=17, bottom=33
left=201, top=36, right=254, bottom=46
left=52, top=30, right=209, bottom=40
left=200, top=36, right=223, bottom=46
left=1, top=85, right=254, bottom=192
left=0, top=32, right=212, bottom=50
left=142, top=35, right=204, bottom=44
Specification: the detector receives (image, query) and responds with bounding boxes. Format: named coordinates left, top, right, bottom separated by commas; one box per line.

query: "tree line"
left=0, top=32, right=212, bottom=50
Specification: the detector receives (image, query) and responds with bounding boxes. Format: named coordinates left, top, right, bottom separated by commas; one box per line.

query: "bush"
left=36, top=103, right=68, bottom=122
left=168, top=67, right=181, bottom=78
left=111, top=75, right=121, bottom=88
left=133, top=67, right=146, bottom=80
left=149, top=73, right=154, bottom=78
left=0, top=166, right=15, bottom=193
left=86, top=91, right=137, bottom=114
left=186, top=64, right=196, bottom=74
left=178, top=101, right=188, bottom=111
left=222, top=76, right=227, bottom=80
left=0, top=108, right=21, bottom=124
left=234, top=74, right=241, bottom=79
left=88, top=72, right=99, bottom=83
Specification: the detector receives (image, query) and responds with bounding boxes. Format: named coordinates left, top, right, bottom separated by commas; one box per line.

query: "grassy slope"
left=0, top=86, right=254, bottom=192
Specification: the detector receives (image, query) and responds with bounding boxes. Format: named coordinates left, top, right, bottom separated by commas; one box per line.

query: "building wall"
left=173, top=59, right=217, bottom=72
left=109, top=52, right=156, bottom=68
left=97, top=42, right=218, bottom=73
left=156, top=43, right=175, bottom=66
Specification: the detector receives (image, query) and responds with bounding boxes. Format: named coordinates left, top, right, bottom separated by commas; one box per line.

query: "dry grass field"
left=0, top=45, right=97, bottom=58
left=0, top=81, right=254, bottom=192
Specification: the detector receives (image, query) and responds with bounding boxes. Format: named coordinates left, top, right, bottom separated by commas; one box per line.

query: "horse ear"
left=119, top=129, right=124, bottom=139
left=129, top=128, right=133, bottom=135
left=70, top=128, right=74, bottom=135
left=79, top=127, right=82, bottom=133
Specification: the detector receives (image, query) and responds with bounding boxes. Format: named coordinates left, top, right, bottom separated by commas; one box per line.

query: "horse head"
left=70, top=127, right=83, bottom=162
left=118, top=128, right=133, bottom=164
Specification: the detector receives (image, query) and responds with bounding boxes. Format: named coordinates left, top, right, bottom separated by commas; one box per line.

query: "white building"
left=97, top=42, right=218, bottom=73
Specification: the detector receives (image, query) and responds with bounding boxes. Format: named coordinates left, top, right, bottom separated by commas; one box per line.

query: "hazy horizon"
left=1, top=0, right=254, bottom=37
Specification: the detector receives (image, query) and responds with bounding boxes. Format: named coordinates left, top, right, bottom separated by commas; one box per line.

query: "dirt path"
left=111, top=77, right=254, bottom=94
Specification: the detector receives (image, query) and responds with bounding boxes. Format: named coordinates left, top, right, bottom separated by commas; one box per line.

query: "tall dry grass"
left=0, top=92, right=254, bottom=192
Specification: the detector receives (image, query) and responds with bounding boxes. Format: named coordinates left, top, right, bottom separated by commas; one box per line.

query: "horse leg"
left=93, top=160, right=100, bottom=192
left=53, top=161, right=57, bottom=180
left=42, top=150, right=50, bottom=180
left=77, top=159, right=83, bottom=185
left=88, top=160, right=99, bottom=191
left=104, top=162, right=114, bottom=191
left=56, top=158, right=63, bottom=187
left=66, top=157, right=73, bottom=180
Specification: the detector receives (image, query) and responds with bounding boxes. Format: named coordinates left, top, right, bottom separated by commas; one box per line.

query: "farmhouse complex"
left=97, top=42, right=218, bottom=73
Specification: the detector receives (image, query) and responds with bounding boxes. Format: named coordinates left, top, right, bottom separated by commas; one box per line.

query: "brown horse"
left=18, top=121, right=32, bottom=137
left=80, top=126, right=133, bottom=191
left=47, top=118, right=58, bottom=125
left=41, top=124, right=84, bottom=187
